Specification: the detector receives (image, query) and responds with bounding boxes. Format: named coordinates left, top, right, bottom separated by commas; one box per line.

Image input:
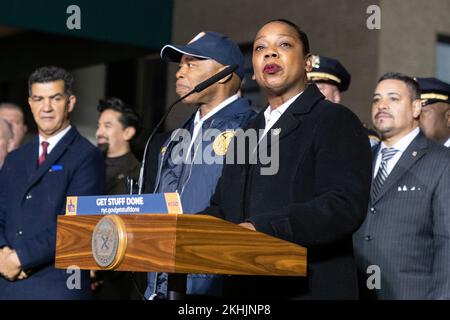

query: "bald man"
left=0, top=103, right=27, bottom=150
left=0, top=118, right=14, bottom=169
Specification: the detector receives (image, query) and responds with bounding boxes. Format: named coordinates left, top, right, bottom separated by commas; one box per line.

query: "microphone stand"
left=137, top=64, right=238, bottom=195
left=136, top=64, right=238, bottom=300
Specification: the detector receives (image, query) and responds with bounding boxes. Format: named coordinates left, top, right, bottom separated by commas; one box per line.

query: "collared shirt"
left=186, top=94, right=239, bottom=160
left=261, top=92, right=302, bottom=140
left=38, top=125, right=72, bottom=157
left=373, top=127, right=420, bottom=178
left=444, top=137, right=450, bottom=148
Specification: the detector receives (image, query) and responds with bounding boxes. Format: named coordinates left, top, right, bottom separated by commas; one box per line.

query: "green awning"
left=0, top=0, right=173, bottom=49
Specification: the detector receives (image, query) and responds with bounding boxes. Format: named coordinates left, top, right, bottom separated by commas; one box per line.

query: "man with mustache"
left=96, top=97, right=141, bottom=195
left=145, top=31, right=255, bottom=299
left=93, top=97, right=145, bottom=299
left=353, top=72, right=450, bottom=299
left=201, top=19, right=372, bottom=299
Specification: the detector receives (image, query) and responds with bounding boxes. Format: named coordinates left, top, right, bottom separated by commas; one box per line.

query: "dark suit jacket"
left=0, top=126, right=104, bottom=300
left=202, top=84, right=372, bottom=299
left=353, top=132, right=450, bottom=299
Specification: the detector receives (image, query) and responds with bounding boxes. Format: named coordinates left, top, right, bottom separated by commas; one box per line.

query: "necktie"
left=372, top=147, right=398, bottom=199
left=38, top=141, right=49, bottom=166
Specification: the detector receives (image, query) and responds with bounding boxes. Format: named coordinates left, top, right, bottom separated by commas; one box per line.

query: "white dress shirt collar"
left=261, top=91, right=303, bottom=139
left=39, top=125, right=72, bottom=156
left=374, top=127, right=420, bottom=178
left=379, top=127, right=420, bottom=153
left=194, top=94, right=239, bottom=126
left=444, top=136, right=450, bottom=148
left=186, top=94, right=239, bottom=161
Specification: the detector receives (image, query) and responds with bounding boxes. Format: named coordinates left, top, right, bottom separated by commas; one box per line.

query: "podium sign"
left=65, top=193, right=182, bottom=215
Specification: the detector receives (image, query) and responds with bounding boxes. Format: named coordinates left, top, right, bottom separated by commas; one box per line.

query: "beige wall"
left=379, top=0, right=450, bottom=78
left=167, top=0, right=381, bottom=128
left=72, top=64, right=106, bottom=144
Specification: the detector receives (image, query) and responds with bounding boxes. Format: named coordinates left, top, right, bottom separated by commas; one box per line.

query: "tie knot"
left=381, top=147, right=398, bottom=162
left=41, top=141, right=49, bottom=152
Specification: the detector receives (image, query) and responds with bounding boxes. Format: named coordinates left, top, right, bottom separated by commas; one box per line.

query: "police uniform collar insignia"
left=213, top=130, right=235, bottom=156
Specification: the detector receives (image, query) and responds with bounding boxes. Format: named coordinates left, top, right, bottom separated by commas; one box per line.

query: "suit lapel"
left=371, top=144, right=381, bottom=178
left=23, top=127, right=78, bottom=195
left=245, top=112, right=265, bottom=161
left=258, top=84, right=324, bottom=155
left=372, top=133, right=428, bottom=204
left=23, top=137, right=40, bottom=184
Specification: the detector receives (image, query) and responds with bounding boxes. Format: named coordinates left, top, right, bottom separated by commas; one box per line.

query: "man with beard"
left=96, top=97, right=141, bottom=195
left=353, top=73, right=450, bottom=299
left=93, top=97, right=145, bottom=299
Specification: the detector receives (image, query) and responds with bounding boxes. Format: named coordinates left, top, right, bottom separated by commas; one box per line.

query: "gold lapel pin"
left=272, top=128, right=282, bottom=136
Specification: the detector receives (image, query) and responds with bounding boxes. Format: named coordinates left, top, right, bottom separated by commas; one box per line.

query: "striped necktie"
left=372, top=147, right=398, bottom=199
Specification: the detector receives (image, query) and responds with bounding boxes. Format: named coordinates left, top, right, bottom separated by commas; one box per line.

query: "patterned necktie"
left=372, top=147, right=398, bottom=199
left=38, top=141, right=49, bottom=166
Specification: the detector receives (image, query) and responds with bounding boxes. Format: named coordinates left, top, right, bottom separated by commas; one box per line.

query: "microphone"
left=193, top=64, right=238, bottom=92
left=137, top=64, right=238, bottom=194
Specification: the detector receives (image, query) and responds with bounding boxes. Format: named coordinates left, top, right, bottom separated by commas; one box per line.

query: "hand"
left=239, top=222, right=256, bottom=231
left=18, top=271, right=28, bottom=280
left=90, top=270, right=104, bottom=292
left=0, top=247, right=22, bottom=281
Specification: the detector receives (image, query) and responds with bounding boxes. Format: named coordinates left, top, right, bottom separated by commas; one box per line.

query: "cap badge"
left=312, top=55, right=321, bottom=69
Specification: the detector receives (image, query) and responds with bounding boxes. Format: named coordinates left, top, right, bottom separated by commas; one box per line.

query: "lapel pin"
left=412, top=151, right=417, bottom=157
left=272, top=128, right=281, bottom=136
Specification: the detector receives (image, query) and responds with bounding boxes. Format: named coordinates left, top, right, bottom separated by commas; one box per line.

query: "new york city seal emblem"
left=92, top=215, right=127, bottom=269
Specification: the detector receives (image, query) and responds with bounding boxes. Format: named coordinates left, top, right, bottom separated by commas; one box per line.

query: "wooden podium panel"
left=55, top=214, right=307, bottom=276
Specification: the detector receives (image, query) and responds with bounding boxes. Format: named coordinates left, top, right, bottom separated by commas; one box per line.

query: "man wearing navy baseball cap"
left=145, top=31, right=256, bottom=300
left=307, top=55, right=351, bottom=104
left=416, top=77, right=450, bottom=147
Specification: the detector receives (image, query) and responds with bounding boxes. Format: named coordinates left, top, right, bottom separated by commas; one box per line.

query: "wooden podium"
left=55, top=214, right=307, bottom=298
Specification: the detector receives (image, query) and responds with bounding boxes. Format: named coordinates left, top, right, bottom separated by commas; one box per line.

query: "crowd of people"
left=0, top=18, right=449, bottom=300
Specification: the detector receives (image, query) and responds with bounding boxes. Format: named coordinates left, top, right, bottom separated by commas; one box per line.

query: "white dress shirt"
left=38, top=125, right=72, bottom=157
left=373, top=127, right=420, bottom=178
left=444, top=137, right=450, bottom=148
left=260, top=92, right=302, bottom=140
left=185, top=94, right=239, bottom=160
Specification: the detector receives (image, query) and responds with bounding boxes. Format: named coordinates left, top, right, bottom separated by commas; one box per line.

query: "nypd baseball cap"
left=160, top=31, right=245, bottom=80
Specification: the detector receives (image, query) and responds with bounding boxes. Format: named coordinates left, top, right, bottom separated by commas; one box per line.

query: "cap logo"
left=312, top=55, right=321, bottom=69
left=188, top=31, right=206, bottom=44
